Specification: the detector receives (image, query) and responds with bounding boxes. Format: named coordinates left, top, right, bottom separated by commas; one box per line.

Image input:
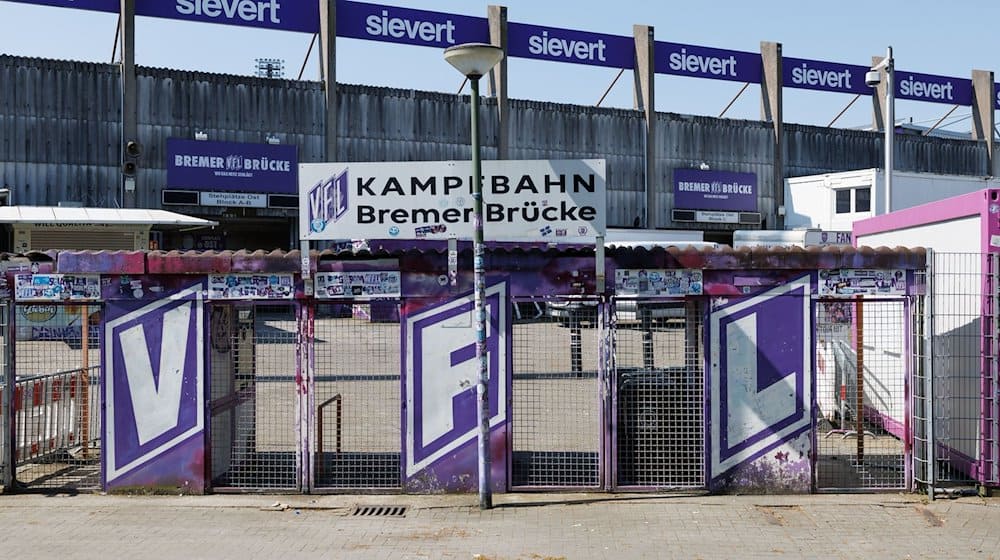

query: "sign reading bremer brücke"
left=299, top=160, right=605, bottom=242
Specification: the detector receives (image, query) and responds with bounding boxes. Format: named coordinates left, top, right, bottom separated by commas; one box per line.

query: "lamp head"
left=444, top=43, right=504, bottom=79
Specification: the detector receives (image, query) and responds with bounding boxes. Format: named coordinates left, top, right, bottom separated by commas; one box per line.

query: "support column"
left=633, top=25, right=656, bottom=229
left=972, top=70, right=996, bottom=176
left=120, top=0, right=137, bottom=208
left=488, top=6, right=509, bottom=160
left=760, top=42, right=783, bottom=229
left=871, top=55, right=888, bottom=132
left=319, top=0, right=338, bottom=161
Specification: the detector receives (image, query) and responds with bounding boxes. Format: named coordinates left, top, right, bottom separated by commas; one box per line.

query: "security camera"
left=865, top=70, right=881, bottom=87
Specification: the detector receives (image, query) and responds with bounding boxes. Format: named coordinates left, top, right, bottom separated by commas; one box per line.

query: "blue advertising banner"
left=5, top=0, right=116, bottom=11
left=5, top=0, right=317, bottom=32
left=166, top=138, right=298, bottom=194
left=673, top=169, right=757, bottom=212
left=895, top=70, right=971, bottom=105
left=783, top=57, right=869, bottom=95
left=508, top=23, right=634, bottom=69
left=655, top=42, right=762, bottom=84
left=338, top=1, right=488, bottom=48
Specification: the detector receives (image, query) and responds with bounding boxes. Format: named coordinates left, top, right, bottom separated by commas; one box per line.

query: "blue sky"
left=0, top=0, right=996, bottom=132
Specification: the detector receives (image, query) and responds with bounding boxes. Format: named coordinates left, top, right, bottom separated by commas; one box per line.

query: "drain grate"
left=350, top=505, right=407, bottom=517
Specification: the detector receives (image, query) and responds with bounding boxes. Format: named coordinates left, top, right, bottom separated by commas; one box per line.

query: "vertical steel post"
left=925, top=249, right=936, bottom=499
left=81, top=306, right=90, bottom=458
left=856, top=295, right=865, bottom=464
left=470, top=76, right=492, bottom=510
left=992, top=253, right=999, bottom=487
left=884, top=46, right=894, bottom=214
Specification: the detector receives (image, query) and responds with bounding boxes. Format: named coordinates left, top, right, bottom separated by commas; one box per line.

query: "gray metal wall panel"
left=507, top=100, right=645, bottom=228
left=135, top=67, right=326, bottom=208
left=656, top=114, right=775, bottom=228
left=785, top=124, right=987, bottom=178
left=0, top=55, right=992, bottom=227
left=0, top=56, right=120, bottom=206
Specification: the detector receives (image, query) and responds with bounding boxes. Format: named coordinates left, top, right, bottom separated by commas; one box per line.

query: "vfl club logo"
left=308, top=170, right=350, bottom=234
left=224, top=154, right=243, bottom=171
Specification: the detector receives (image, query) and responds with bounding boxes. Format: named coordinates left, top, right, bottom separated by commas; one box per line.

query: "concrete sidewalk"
left=2, top=491, right=998, bottom=559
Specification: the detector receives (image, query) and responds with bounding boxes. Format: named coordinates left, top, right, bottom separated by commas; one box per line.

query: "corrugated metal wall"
left=0, top=54, right=991, bottom=228
left=0, top=56, right=121, bottom=207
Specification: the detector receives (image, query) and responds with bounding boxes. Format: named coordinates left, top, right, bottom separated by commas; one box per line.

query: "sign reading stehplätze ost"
left=299, top=160, right=606, bottom=242
left=673, top=169, right=757, bottom=212
left=167, top=138, right=298, bottom=194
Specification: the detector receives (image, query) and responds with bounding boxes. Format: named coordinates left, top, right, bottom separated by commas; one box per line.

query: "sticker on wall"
left=314, top=271, right=401, bottom=299
left=14, top=274, right=101, bottom=302
left=615, top=269, right=703, bottom=296
left=207, top=274, right=294, bottom=300
left=817, top=269, right=906, bottom=297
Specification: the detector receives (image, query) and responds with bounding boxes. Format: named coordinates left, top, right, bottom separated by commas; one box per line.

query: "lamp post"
left=444, top=42, right=504, bottom=510
left=868, top=46, right=894, bottom=213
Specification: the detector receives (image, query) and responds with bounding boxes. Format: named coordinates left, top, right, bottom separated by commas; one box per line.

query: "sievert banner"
left=166, top=138, right=298, bottom=194
left=7, top=0, right=317, bottom=32
left=783, top=57, right=869, bottom=95
left=508, top=23, right=634, bottom=69
left=655, top=42, right=762, bottom=83
left=9, top=0, right=990, bottom=106
left=299, top=159, right=606, bottom=242
left=339, top=1, right=487, bottom=47
left=894, top=70, right=972, bottom=105
left=673, top=169, right=757, bottom=212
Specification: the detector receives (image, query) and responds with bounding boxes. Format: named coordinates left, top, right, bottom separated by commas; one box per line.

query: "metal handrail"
left=317, top=393, right=343, bottom=458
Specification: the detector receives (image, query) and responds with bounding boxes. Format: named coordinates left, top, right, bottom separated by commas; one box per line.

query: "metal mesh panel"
left=925, top=253, right=997, bottom=487
left=511, top=299, right=601, bottom=487
left=313, top=302, right=401, bottom=490
left=815, top=298, right=907, bottom=490
left=613, top=299, right=704, bottom=488
left=13, top=304, right=101, bottom=491
left=0, top=302, right=9, bottom=489
left=210, top=304, right=297, bottom=491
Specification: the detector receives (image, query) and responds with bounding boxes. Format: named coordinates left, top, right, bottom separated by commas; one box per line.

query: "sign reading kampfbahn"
left=299, top=159, right=606, bottom=242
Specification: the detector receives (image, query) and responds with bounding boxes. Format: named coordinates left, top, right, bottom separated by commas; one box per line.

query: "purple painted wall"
left=401, top=281, right=511, bottom=493
left=103, top=283, right=206, bottom=493
left=0, top=247, right=932, bottom=495
left=707, top=276, right=814, bottom=493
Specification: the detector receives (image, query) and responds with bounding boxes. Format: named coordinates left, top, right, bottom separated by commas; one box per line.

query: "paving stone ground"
left=3, top=491, right=999, bottom=559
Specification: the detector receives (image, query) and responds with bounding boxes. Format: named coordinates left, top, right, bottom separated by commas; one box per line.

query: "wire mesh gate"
left=509, top=297, right=705, bottom=490
left=613, top=299, right=704, bottom=489
left=914, top=252, right=999, bottom=493
left=0, top=301, right=8, bottom=489
left=11, top=304, right=101, bottom=491
left=209, top=303, right=299, bottom=491
left=815, top=297, right=909, bottom=490
left=311, top=301, right=401, bottom=491
left=510, top=298, right=602, bottom=488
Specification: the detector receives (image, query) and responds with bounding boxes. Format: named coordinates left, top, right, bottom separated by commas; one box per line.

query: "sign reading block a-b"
left=298, top=160, right=606, bottom=243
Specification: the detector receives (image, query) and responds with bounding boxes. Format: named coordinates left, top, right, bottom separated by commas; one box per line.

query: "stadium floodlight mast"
left=866, top=46, right=894, bottom=214
left=443, top=42, right=504, bottom=511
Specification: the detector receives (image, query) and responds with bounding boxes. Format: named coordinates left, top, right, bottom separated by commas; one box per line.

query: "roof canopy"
left=0, top=206, right=217, bottom=228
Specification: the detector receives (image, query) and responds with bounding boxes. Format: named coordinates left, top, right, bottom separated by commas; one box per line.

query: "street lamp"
left=867, top=46, right=894, bottom=213
left=444, top=42, right=504, bottom=510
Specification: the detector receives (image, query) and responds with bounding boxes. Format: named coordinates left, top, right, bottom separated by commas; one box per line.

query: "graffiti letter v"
left=120, top=303, right=191, bottom=445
